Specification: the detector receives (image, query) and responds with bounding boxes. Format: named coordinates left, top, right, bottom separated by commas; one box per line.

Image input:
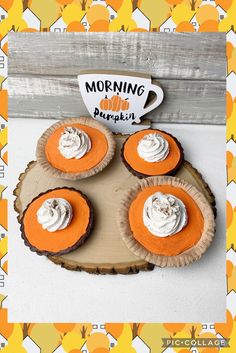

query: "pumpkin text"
left=94, top=107, right=136, bottom=123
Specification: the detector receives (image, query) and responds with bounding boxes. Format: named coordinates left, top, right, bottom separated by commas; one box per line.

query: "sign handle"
left=142, top=82, right=164, bottom=116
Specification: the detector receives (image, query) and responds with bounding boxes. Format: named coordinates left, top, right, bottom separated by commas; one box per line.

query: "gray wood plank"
left=8, top=76, right=225, bottom=124
left=8, top=32, right=226, bottom=81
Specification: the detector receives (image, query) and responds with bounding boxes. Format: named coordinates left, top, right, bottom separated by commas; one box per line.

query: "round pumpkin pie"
left=21, top=187, right=94, bottom=256
left=121, top=129, right=184, bottom=178
left=37, top=117, right=116, bottom=180
left=118, top=176, right=215, bottom=267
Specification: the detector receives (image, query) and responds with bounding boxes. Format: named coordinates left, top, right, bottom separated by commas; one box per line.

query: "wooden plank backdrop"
left=8, top=32, right=226, bottom=124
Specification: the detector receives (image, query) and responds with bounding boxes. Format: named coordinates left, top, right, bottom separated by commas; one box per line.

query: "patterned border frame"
left=0, top=0, right=236, bottom=352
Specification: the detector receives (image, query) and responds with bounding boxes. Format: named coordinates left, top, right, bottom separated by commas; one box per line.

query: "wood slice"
left=14, top=136, right=216, bottom=274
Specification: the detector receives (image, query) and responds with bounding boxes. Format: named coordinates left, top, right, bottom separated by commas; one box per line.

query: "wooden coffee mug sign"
left=78, top=70, right=164, bottom=134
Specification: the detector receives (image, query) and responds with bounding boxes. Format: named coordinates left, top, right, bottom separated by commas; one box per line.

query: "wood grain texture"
left=8, top=32, right=226, bottom=124
left=8, top=32, right=226, bottom=80
left=8, top=76, right=226, bottom=124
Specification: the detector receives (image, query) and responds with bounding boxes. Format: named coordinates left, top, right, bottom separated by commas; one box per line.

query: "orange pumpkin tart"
left=118, top=176, right=215, bottom=267
left=37, top=117, right=115, bottom=180
left=21, top=188, right=94, bottom=256
left=121, top=129, right=184, bottom=178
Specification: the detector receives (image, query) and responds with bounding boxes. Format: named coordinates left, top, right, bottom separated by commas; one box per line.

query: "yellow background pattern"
left=0, top=0, right=235, bottom=352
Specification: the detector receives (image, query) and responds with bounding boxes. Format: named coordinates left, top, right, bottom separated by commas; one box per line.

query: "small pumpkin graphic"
left=99, top=94, right=130, bottom=112
left=111, top=93, right=122, bottom=112
left=100, top=95, right=113, bottom=110
left=121, top=98, right=129, bottom=111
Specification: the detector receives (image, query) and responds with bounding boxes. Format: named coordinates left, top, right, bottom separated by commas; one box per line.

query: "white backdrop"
left=8, top=119, right=226, bottom=323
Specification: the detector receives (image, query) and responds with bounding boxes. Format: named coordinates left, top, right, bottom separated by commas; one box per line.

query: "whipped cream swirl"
left=58, top=126, right=91, bottom=159
left=137, top=133, right=169, bottom=162
left=143, top=192, right=188, bottom=237
left=37, top=198, right=73, bottom=232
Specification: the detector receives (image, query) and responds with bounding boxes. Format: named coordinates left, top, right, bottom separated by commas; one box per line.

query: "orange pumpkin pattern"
left=100, top=95, right=113, bottom=110
left=121, top=98, right=129, bottom=111
left=111, top=93, right=122, bottom=111
left=99, top=94, right=129, bottom=112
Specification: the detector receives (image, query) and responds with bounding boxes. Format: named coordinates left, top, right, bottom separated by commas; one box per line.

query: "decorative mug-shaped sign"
left=78, top=70, right=164, bottom=133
